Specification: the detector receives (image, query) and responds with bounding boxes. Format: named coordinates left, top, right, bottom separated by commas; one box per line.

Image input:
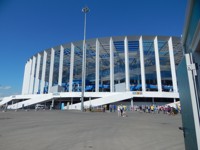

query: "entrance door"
left=177, top=53, right=200, bottom=150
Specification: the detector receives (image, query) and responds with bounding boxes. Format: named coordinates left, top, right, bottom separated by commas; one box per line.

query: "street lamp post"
left=81, top=6, right=90, bottom=112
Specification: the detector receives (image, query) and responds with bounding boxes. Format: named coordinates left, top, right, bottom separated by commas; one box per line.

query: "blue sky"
left=0, top=0, right=187, bottom=97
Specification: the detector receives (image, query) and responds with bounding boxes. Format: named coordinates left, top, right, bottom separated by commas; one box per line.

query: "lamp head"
left=82, top=6, right=90, bottom=13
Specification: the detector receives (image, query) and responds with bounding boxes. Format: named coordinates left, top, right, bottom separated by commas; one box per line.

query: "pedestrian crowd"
left=132, top=104, right=181, bottom=115
left=100, top=103, right=181, bottom=117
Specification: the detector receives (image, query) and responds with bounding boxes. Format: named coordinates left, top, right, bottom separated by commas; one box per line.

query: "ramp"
left=0, top=96, right=14, bottom=106
left=7, top=94, right=53, bottom=109
left=0, top=95, right=36, bottom=106
left=68, top=92, right=134, bottom=110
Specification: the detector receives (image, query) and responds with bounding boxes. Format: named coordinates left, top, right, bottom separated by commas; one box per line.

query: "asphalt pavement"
left=0, top=110, right=185, bottom=150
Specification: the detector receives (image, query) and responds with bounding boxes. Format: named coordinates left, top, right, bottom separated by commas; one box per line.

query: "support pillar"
left=34, top=53, right=41, bottom=94
left=40, top=51, right=47, bottom=94
left=69, top=43, right=75, bottom=92
left=124, top=36, right=130, bottom=91
left=89, top=97, right=92, bottom=106
left=26, top=60, right=32, bottom=94
left=110, top=37, right=114, bottom=92
left=131, top=98, right=134, bottom=111
left=71, top=97, right=73, bottom=105
left=168, top=37, right=178, bottom=92
left=22, top=60, right=31, bottom=95
left=154, top=36, right=162, bottom=92
left=95, top=39, right=100, bottom=92
left=48, top=48, right=55, bottom=93
left=152, top=97, right=154, bottom=104
left=58, top=45, right=64, bottom=86
left=139, top=36, right=146, bottom=92
left=174, top=98, right=176, bottom=103
left=22, top=62, right=28, bottom=94
left=51, top=99, right=54, bottom=110
left=29, top=56, right=36, bottom=94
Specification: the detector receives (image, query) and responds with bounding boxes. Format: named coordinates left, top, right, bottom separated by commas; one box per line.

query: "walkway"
left=0, top=110, right=184, bottom=150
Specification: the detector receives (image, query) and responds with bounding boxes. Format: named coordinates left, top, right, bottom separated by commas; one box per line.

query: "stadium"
left=0, top=35, right=182, bottom=110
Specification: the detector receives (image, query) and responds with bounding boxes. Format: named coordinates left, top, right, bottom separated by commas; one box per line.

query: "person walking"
left=117, top=105, right=121, bottom=116
left=120, top=104, right=123, bottom=116
left=109, top=105, right=112, bottom=112
left=113, top=105, right=116, bottom=112
left=123, top=105, right=127, bottom=117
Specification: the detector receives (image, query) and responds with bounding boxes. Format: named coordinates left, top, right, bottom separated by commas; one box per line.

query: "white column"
left=168, top=37, right=178, bottom=92
left=95, top=39, right=100, bottom=92
left=48, top=48, right=55, bottom=93
left=40, top=51, right=47, bottom=94
left=154, top=36, right=162, bottom=92
left=22, top=61, right=28, bottom=94
left=22, top=60, right=30, bottom=94
left=26, top=59, right=32, bottom=94
left=69, top=43, right=75, bottom=92
left=152, top=97, right=154, bottom=104
left=34, top=53, right=41, bottom=94
left=110, top=37, right=114, bottom=92
left=174, top=98, right=176, bottom=103
left=124, top=36, right=130, bottom=91
left=139, top=36, right=146, bottom=92
left=71, top=97, right=73, bottom=105
left=21, top=62, right=27, bottom=94
left=29, top=56, right=36, bottom=94
left=51, top=99, right=54, bottom=109
left=58, top=45, right=64, bottom=86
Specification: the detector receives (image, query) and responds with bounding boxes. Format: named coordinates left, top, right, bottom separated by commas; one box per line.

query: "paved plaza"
left=0, top=110, right=185, bottom=150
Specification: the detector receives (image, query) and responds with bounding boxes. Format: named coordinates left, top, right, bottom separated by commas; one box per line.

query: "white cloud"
left=0, top=92, right=18, bottom=98
left=0, top=85, right=12, bottom=90
left=0, top=85, right=20, bottom=98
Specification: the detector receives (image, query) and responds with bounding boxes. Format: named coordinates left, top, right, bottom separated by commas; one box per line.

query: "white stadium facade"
left=0, top=35, right=183, bottom=110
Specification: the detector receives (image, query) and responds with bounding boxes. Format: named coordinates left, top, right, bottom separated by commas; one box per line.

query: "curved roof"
left=33, top=35, right=180, bottom=57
